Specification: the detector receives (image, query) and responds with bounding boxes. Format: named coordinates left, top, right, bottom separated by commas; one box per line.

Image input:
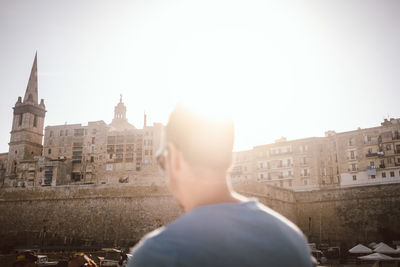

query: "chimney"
left=144, top=113, right=147, bottom=128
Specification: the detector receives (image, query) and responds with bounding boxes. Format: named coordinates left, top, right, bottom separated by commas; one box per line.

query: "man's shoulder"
left=128, top=227, right=177, bottom=267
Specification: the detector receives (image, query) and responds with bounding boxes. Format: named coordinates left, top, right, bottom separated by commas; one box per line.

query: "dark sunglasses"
left=156, top=146, right=169, bottom=172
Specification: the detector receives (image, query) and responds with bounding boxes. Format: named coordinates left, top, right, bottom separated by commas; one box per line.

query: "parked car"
left=311, top=250, right=328, bottom=265
left=98, top=248, right=130, bottom=267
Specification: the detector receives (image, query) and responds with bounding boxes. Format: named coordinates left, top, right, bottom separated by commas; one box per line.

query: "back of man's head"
left=165, top=103, right=234, bottom=172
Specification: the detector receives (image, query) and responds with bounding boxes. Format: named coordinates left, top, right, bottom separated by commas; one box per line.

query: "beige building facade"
left=1, top=54, right=164, bottom=188
left=230, top=119, right=400, bottom=191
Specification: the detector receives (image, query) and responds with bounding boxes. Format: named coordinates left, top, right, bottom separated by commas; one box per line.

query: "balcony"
left=269, top=150, right=292, bottom=157
left=379, top=164, right=385, bottom=169
left=347, top=156, right=357, bottom=161
left=72, top=157, right=82, bottom=163
left=366, top=152, right=378, bottom=158
left=271, top=163, right=293, bottom=169
left=364, top=140, right=379, bottom=145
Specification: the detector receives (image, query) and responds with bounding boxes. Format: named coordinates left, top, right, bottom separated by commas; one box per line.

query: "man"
left=128, top=103, right=315, bottom=266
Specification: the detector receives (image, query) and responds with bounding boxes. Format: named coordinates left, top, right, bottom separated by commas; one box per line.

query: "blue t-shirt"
left=128, top=200, right=314, bottom=267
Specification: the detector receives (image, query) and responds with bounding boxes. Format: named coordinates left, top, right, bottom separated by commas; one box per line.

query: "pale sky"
left=0, top=0, right=399, bottom=153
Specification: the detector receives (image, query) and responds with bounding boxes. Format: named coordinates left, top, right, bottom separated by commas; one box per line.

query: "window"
left=370, top=161, right=375, bottom=166
left=33, top=115, right=37, bottom=127
left=90, top=156, right=94, bottom=163
left=288, top=180, right=292, bottom=187
left=390, top=171, right=395, bottom=177
left=74, top=128, right=84, bottom=136
left=382, top=172, right=386, bottom=178
left=386, top=144, right=392, bottom=150
left=350, top=151, right=355, bottom=159
left=60, top=130, right=64, bottom=136
left=388, top=158, right=393, bottom=164
left=50, top=131, right=54, bottom=137
left=107, top=136, right=116, bottom=144
left=352, top=175, right=357, bottom=181
left=58, top=148, right=62, bottom=153
left=260, top=173, right=264, bottom=179
left=351, top=163, right=357, bottom=171
left=92, top=137, right=95, bottom=144
left=65, top=129, right=69, bottom=136
left=348, top=138, right=354, bottom=146
left=371, top=175, right=376, bottom=179
left=48, top=148, right=51, bottom=154
left=303, top=179, right=308, bottom=185
left=280, top=181, right=283, bottom=187
left=18, top=114, right=23, bottom=126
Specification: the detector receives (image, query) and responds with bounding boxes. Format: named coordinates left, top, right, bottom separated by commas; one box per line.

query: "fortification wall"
left=0, top=182, right=296, bottom=248
left=0, top=184, right=181, bottom=248
left=233, top=181, right=297, bottom=223
left=1, top=182, right=400, bottom=249
left=295, top=183, right=400, bottom=248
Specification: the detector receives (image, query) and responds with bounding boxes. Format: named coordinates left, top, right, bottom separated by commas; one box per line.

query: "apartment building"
left=230, top=150, right=254, bottom=183
left=246, top=137, right=339, bottom=191
left=335, top=118, right=400, bottom=187
left=230, top=119, right=400, bottom=191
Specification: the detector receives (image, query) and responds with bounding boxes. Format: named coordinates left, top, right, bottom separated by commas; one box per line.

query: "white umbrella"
left=349, top=244, right=373, bottom=254
left=373, top=242, right=385, bottom=249
left=374, top=243, right=397, bottom=254
left=358, top=253, right=394, bottom=261
left=369, top=242, right=377, bottom=248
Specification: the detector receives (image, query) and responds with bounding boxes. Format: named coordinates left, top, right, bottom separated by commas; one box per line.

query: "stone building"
left=3, top=53, right=47, bottom=187
left=230, top=119, right=400, bottom=191
left=43, top=97, right=164, bottom=185
left=330, top=118, right=400, bottom=187
left=1, top=53, right=164, bottom=188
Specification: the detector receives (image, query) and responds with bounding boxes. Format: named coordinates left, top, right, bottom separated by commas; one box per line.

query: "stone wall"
left=0, top=184, right=181, bottom=248
left=1, top=181, right=400, bottom=249
left=295, top=183, right=400, bottom=248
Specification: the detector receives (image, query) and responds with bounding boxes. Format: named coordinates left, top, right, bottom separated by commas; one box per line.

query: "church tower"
left=6, top=53, right=46, bottom=176
left=109, top=94, right=135, bottom=130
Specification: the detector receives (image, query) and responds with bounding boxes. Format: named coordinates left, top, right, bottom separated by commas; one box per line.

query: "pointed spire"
left=23, top=52, right=38, bottom=104
left=120, top=93, right=123, bottom=103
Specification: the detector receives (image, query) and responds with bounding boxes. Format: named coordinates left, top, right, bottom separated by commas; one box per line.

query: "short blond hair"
left=165, top=103, right=234, bottom=171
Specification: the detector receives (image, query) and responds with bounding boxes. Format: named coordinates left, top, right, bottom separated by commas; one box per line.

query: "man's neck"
left=183, top=178, right=243, bottom=212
